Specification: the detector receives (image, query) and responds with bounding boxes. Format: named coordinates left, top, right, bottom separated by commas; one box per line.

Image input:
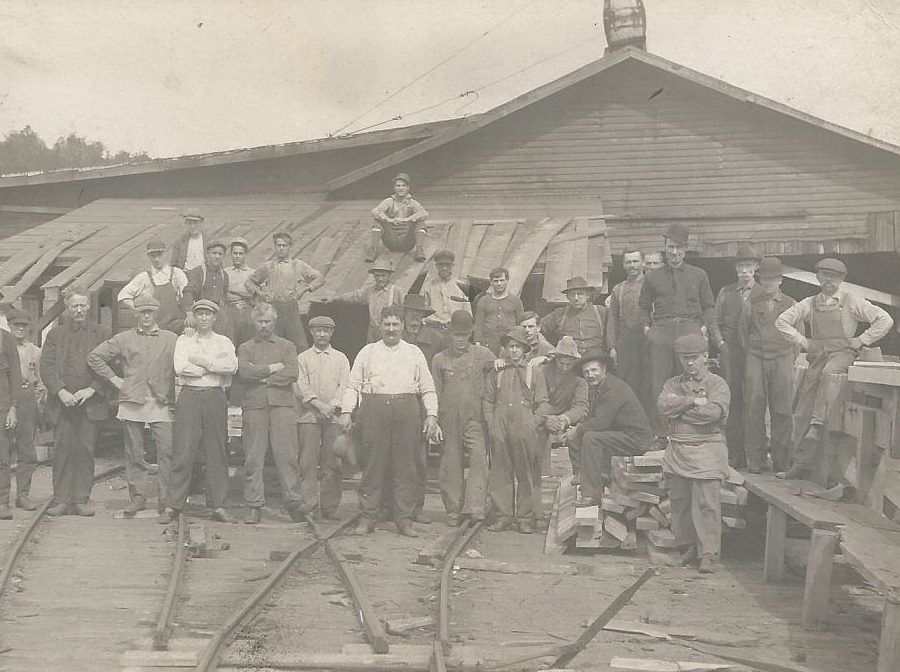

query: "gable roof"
left=325, top=46, right=900, bottom=193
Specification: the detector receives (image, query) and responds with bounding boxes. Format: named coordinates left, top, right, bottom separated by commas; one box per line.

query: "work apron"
left=152, top=269, right=185, bottom=334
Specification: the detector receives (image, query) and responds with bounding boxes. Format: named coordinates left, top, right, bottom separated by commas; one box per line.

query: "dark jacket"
left=238, top=334, right=299, bottom=409
left=88, top=327, right=178, bottom=406
left=576, top=373, right=652, bottom=447
left=41, top=320, right=110, bottom=424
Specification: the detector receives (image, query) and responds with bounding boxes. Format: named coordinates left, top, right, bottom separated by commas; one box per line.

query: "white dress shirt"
left=341, top=339, right=437, bottom=416
left=174, top=330, right=238, bottom=387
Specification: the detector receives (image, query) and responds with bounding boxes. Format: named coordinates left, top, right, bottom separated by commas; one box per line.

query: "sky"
left=0, top=0, right=898, bottom=158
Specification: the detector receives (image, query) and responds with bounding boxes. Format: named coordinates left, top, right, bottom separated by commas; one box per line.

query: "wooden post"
left=877, top=594, right=900, bottom=672
left=763, top=506, right=787, bottom=582
left=856, top=407, right=878, bottom=502
left=801, top=529, right=839, bottom=628
left=813, top=430, right=830, bottom=488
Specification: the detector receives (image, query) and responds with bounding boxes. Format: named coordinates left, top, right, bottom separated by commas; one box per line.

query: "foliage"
left=0, top=126, right=151, bottom=174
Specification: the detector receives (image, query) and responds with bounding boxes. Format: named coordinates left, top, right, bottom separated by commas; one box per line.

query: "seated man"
left=775, top=257, right=893, bottom=479
left=572, top=348, right=651, bottom=507
left=368, top=172, right=429, bottom=262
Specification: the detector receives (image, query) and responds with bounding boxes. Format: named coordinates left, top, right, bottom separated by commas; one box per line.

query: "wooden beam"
left=801, top=529, right=839, bottom=628
left=763, top=506, right=787, bottom=582
left=782, top=265, right=900, bottom=308
left=0, top=205, right=71, bottom=215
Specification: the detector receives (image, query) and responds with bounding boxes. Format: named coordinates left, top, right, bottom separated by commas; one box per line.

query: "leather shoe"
left=320, top=509, right=340, bottom=521
left=212, top=507, right=236, bottom=523
left=517, top=519, right=534, bottom=534
left=0, top=506, right=12, bottom=520
left=776, top=466, right=810, bottom=480
left=698, top=558, right=715, bottom=574
left=124, top=496, right=146, bottom=518
left=47, top=502, right=70, bottom=517
left=15, top=495, right=37, bottom=511
left=244, top=507, right=262, bottom=525
left=72, top=503, right=95, bottom=517
left=680, top=545, right=699, bottom=567
left=488, top=519, right=510, bottom=532
left=364, top=520, right=377, bottom=534
left=411, top=511, right=431, bottom=524
left=446, top=513, right=463, bottom=527
left=158, top=508, right=175, bottom=525
left=397, top=523, right=419, bottom=538
left=570, top=474, right=581, bottom=486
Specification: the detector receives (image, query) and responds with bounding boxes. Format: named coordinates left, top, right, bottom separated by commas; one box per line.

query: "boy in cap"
left=6, top=310, right=38, bottom=511
left=474, top=267, right=525, bottom=356
left=431, top=310, right=495, bottom=526
left=171, top=208, right=206, bottom=271
left=369, top=172, right=429, bottom=262
left=420, top=248, right=471, bottom=331
left=775, top=257, right=893, bottom=479
left=246, top=231, right=325, bottom=351
left=711, top=243, right=761, bottom=469
left=737, top=257, right=796, bottom=473
left=483, top=325, right=550, bottom=534
left=295, top=315, right=350, bottom=520
left=540, top=276, right=606, bottom=353
left=89, top=296, right=178, bottom=517
left=327, top=261, right=402, bottom=343
left=225, top=237, right=256, bottom=346
left=118, top=239, right=189, bottom=334
left=658, top=333, right=730, bottom=574
left=184, top=240, right=233, bottom=341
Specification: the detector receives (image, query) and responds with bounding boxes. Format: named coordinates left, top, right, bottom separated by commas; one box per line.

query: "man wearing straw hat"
left=327, top=260, right=403, bottom=343
left=540, top=276, right=606, bottom=354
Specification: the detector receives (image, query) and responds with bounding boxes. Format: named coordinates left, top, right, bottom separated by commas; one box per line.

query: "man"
left=168, top=299, right=238, bottom=524
left=184, top=240, right=232, bottom=340
left=519, top=311, right=553, bottom=361
left=431, top=311, right=495, bottom=527
left=369, top=172, right=429, bottom=262
left=572, top=349, right=652, bottom=507
left=540, top=276, right=606, bottom=353
left=775, top=258, right=893, bottom=479
left=402, top=294, right=445, bottom=367
left=738, top=257, right=796, bottom=474
left=88, top=296, right=177, bottom=518
left=239, top=303, right=303, bottom=524
left=171, top=208, right=206, bottom=271
left=328, top=261, right=402, bottom=343
left=607, top=249, right=647, bottom=397
left=338, top=306, right=439, bottom=537
left=295, top=315, right=350, bottom=520
left=118, top=239, right=189, bottom=334
left=474, top=267, right=524, bottom=356
left=712, top=243, right=760, bottom=469
left=41, top=287, right=109, bottom=517
left=6, top=310, right=42, bottom=512
left=225, top=237, right=256, bottom=346
left=246, top=231, right=325, bottom=351
left=420, top=249, right=471, bottom=336
left=639, top=223, right=717, bottom=439
left=0, top=319, right=20, bottom=519
left=534, top=336, right=588, bottom=518
left=483, top=326, right=549, bottom=534
left=658, top=334, right=730, bottom=574
left=643, top=252, right=664, bottom=271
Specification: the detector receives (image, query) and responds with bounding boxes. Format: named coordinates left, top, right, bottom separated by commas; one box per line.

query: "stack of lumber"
left=227, top=405, right=243, bottom=438
left=720, top=467, right=749, bottom=530
left=608, top=451, right=666, bottom=555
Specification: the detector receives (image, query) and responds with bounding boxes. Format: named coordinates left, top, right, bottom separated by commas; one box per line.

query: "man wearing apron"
left=118, top=239, right=188, bottom=334
left=775, top=257, right=893, bottom=479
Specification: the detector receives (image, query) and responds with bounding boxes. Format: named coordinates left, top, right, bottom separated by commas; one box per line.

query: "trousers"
left=488, top=411, right=538, bottom=523
left=272, top=300, right=308, bottom=351
left=720, top=341, right=746, bottom=468
left=579, top=430, right=647, bottom=500
left=438, top=413, right=488, bottom=518
left=10, top=391, right=38, bottom=498
left=168, top=387, right=230, bottom=510
left=122, top=420, right=172, bottom=503
left=615, top=327, right=646, bottom=402
left=53, top=405, right=98, bottom=505
left=666, top=473, right=722, bottom=560
left=744, top=352, right=793, bottom=471
left=243, top=406, right=302, bottom=510
left=358, top=394, right=422, bottom=526
left=298, top=423, right=342, bottom=515
left=646, top=321, right=703, bottom=436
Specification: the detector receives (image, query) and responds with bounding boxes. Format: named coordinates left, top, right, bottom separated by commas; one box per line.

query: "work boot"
left=72, top=503, right=95, bottom=517
left=0, top=506, right=12, bottom=520
left=320, top=509, right=340, bottom=521
left=124, top=495, right=146, bottom=518
left=574, top=495, right=602, bottom=508
left=212, top=507, right=236, bottom=524
left=680, top=545, right=699, bottom=567
left=15, top=495, right=37, bottom=511
left=363, top=519, right=377, bottom=534
left=158, top=508, right=175, bottom=525
left=397, top=523, right=419, bottom=538
left=288, top=506, right=308, bottom=523
left=446, top=512, right=463, bottom=527
left=244, top=507, right=262, bottom=525
left=570, top=473, right=581, bottom=486
left=488, top=518, right=510, bottom=532
left=517, top=519, right=534, bottom=535
left=698, top=558, right=715, bottom=574
left=411, top=510, right=431, bottom=524
left=47, top=502, right=70, bottom=517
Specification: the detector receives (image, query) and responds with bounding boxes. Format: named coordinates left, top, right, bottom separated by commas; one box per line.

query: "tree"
left=0, top=126, right=153, bottom=174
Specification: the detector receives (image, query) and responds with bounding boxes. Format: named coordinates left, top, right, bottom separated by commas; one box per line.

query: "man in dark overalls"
left=118, top=239, right=188, bottom=334
left=368, top=172, right=429, bottom=262
left=775, top=258, right=893, bottom=479
left=184, top=241, right=233, bottom=342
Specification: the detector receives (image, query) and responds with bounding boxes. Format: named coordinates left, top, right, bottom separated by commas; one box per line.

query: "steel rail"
left=153, top=511, right=188, bottom=650
left=194, top=513, right=361, bottom=672
left=435, top=520, right=483, bottom=659
left=0, top=464, right=125, bottom=600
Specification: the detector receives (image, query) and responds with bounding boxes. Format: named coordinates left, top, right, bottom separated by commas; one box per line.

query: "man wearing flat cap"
left=184, top=240, right=233, bottom=341
left=775, top=257, right=893, bottom=479
left=737, top=257, right=797, bottom=473
left=420, top=248, right=471, bottom=333
left=658, top=333, right=730, bottom=574
left=295, top=315, right=350, bottom=520
left=168, top=299, right=238, bottom=524
left=369, top=172, right=429, bottom=262
left=247, top=232, right=325, bottom=351
left=572, top=348, right=652, bottom=508
left=431, top=311, right=495, bottom=527
left=328, top=261, right=402, bottom=343
left=89, top=295, right=178, bottom=518
left=119, top=239, right=189, bottom=334
left=225, top=237, right=256, bottom=346
left=711, top=243, right=760, bottom=468
left=639, top=223, right=717, bottom=441
left=171, top=208, right=206, bottom=271
left=540, top=276, right=606, bottom=354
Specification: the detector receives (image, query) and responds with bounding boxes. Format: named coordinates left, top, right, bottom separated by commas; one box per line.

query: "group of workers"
left=0, top=172, right=894, bottom=575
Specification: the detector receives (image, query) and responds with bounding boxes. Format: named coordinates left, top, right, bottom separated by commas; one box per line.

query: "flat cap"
left=449, top=310, right=474, bottom=334
left=146, top=239, right=166, bottom=253
left=674, top=333, right=708, bottom=355
left=434, top=249, right=455, bottom=263
left=133, top=295, right=161, bottom=311
left=402, top=294, right=435, bottom=316
left=368, top=260, right=394, bottom=274
left=308, top=315, right=335, bottom=329
left=230, top=236, right=249, bottom=251
left=191, top=299, right=219, bottom=314
left=273, top=231, right=293, bottom=244
left=735, top=243, right=761, bottom=261
left=205, top=240, right=226, bottom=252
left=664, top=223, right=690, bottom=246
left=393, top=172, right=411, bottom=185
left=815, top=258, right=847, bottom=275
left=758, top=256, right=784, bottom=278
left=182, top=208, right=204, bottom=220
left=500, top=326, right=531, bottom=352
left=6, top=309, right=32, bottom=325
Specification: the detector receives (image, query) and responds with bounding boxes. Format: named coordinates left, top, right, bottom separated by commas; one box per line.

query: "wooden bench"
left=743, top=473, right=900, bottom=672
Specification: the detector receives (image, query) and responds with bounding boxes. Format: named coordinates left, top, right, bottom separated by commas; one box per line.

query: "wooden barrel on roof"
left=603, top=0, right=647, bottom=51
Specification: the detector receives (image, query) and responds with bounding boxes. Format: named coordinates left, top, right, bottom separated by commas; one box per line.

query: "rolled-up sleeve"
left=413, top=347, right=438, bottom=416
left=851, top=295, right=894, bottom=346
left=775, top=298, right=810, bottom=347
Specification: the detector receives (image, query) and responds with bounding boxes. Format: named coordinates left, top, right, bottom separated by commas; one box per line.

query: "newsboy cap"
left=674, top=333, right=708, bottom=355
left=191, top=299, right=219, bottom=314
left=815, top=258, right=848, bottom=275
left=6, top=309, right=32, bottom=325
left=146, top=239, right=166, bottom=253
left=758, top=257, right=784, bottom=278
left=230, top=236, right=249, bottom=251
left=308, top=315, right=335, bottom=329
left=206, top=240, right=227, bottom=252
left=182, top=208, right=204, bottom=221
left=664, top=223, right=690, bottom=246
left=133, top=295, right=161, bottom=311
left=368, top=260, right=394, bottom=274
left=273, top=231, right=293, bottom=244
left=393, top=172, right=411, bottom=185
left=500, top=326, right=531, bottom=352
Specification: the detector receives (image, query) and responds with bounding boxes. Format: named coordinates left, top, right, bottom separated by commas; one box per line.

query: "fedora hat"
left=664, top=223, right=690, bottom=246
left=579, top=347, right=613, bottom=372
left=562, top=276, right=596, bottom=294
left=500, top=326, right=531, bottom=352
left=551, top=335, right=581, bottom=359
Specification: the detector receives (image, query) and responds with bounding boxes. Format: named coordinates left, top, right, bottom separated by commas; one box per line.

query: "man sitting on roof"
left=368, top=172, right=429, bottom=263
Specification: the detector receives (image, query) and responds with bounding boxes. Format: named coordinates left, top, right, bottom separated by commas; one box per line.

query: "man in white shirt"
left=337, top=305, right=439, bottom=537
left=118, top=239, right=189, bottom=334
left=171, top=208, right=206, bottom=271
left=420, top=248, right=471, bottom=332
left=167, top=299, right=239, bottom=523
